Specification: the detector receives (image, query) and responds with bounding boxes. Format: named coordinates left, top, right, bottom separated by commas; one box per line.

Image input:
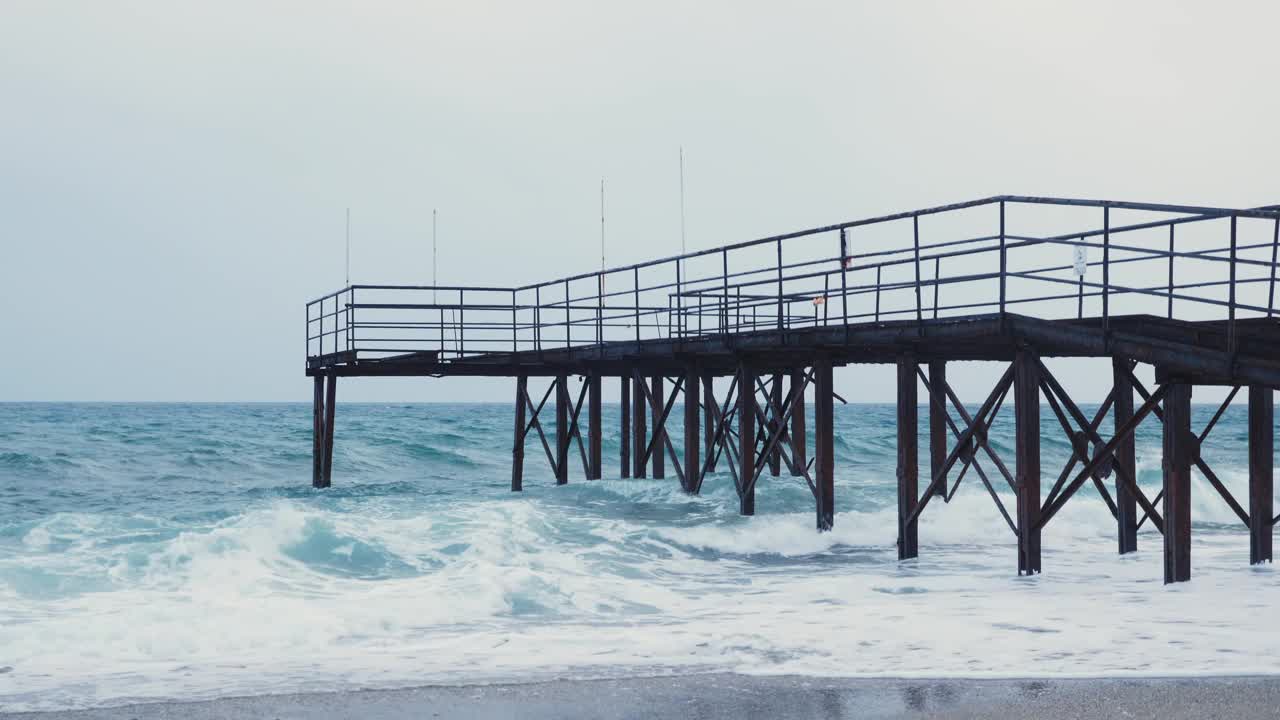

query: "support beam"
left=555, top=374, right=569, bottom=485
left=738, top=361, right=756, bottom=516
left=1112, top=357, right=1138, bottom=554
left=1250, top=385, right=1273, bottom=564
left=769, top=373, right=783, bottom=476
left=703, top=373, right=716, bottom=472
left=321, top=374, right=336, bottom=488
left=633, top=374, right=647, bottom=478
left=814, top=357, right=835, bottom=531
left=588, top=373, right=602, bottom=480
left=928, top=360, right=947, bottom=500
left=312, top=375, right=324, bottom=488
left=791, top=369, right=807, bottom=477
left=684, top=366, right=700, bottom=493
left=651, top=376, right=665, bottom=479
left=1163, top=380, right=1193, bottom=583
left=897, top=356, right=918, bottom=560
left=512, top=375, right=527, bottom=491
left=1014, top=349, right=1040, bottom=575
left=620, top=375, right=631, bottom=479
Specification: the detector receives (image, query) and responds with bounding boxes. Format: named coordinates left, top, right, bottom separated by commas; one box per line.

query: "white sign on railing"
left=1073, top=245, right=1088, bottom=277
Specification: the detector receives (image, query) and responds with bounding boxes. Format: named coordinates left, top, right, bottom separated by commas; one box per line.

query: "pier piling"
left=651, top=376, right=665, bottom=479
left=312, top=376, right=325, bottom=488
left=769, top=373, right=783, bottom=477
left=1014, top=349, right=1041, bottom=575
left=632, top=374, right=647, bottom=479
left=588, top=374, right=602, bottom=480
left=1249, top=386, right=1273, bottom=564
left=738, top=361, right=756, bottom=516
left=928, top=361, right=947, bottom=500
left=790, top=369, right=806, bottom=477
left=897, top=356, right=919, bottom=560
left=620, top=376, right=631, bottom=479
left=512, top=375, right=527, bottom=491
left=703, top=373, right=716, bottom=473
left=815, top=357, right=834, bottom=531
left=684, top=367, right=700, bottom=493
left=555, top=374, right=569, bottom=484
left=1112, top=358, right=1138, bottom=554
left=1163, top=380, right=1193, bottom=583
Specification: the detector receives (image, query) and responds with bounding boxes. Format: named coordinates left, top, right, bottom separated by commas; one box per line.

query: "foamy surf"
left=1, top=402, right=1278, bottom=712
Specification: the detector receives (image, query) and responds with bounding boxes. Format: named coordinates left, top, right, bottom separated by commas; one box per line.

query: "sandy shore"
left=7, top=674, right=1280, bottom=719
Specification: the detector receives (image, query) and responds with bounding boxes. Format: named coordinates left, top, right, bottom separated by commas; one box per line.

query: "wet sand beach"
left=7, top=674, right=1280, bottom=720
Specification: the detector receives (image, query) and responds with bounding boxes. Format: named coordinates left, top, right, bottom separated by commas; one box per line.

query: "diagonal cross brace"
left=917, top=367, right=1019, bottom=537
left=698, top=375, right=740, bottom=493
left=523, top=381, right=559, bottom=478
left=632, top=370, right=687, bottom=488
left=904, top=364, right=1016, bottom=530
left=918, top=366, right=1017, bottom=494
left=1039, top=379, right=1120, bottom=519
left=1127, top=368, right=1250, bottom=529
left=744, top=370, right=815, bottom=498
left=1038, top=361, right=1162, bottom=531
left=1036, top=379, right=1169, bottom=531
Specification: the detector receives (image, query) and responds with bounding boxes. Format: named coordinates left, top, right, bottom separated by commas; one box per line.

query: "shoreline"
left=8, top=673, right=1280, bottom=719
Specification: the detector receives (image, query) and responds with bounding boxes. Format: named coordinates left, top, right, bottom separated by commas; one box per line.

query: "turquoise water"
left=1, top=401, right=1277, bottom=711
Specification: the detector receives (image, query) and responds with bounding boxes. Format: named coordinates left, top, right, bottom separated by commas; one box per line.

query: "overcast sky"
left=2, top=1, right=1278, bottom=402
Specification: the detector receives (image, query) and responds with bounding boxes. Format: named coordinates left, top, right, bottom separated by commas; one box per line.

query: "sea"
left=1, top=401, right=1277, bottom=712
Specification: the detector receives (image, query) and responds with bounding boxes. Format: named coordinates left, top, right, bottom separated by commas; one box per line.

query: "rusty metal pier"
left=306, top=195, right=1280, bottom=584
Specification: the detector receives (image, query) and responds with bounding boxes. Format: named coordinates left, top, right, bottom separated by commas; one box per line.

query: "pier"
left=306, top=195, right=1280, bottom=584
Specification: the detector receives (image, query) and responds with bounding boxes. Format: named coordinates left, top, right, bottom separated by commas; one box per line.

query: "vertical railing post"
left=1268, top=218, right=1279, bottom=317
left=839, top=229, right=849, bottom=343
left=721, top=248, right=729, bottom=333
left=933, top=257, right=940, bottom=319
left=875, top=266, right=882, bottom=322
left=998, top=200, right=1007, bottom=316
left=676, top=258, right=683, bottom=342
left=564, top=278, right=571, bottom=350
left=1228, top=214, right=1238, bottom=355
left=459, top=288, right=465, bottom=357
left=633, top=267, right=641, bottom=348
left=535, top=285, right=542, bottom=355
left=776, top=238, right=784, bottom=337
left=1168, top=225, right=1176, bottom=319
left=511, top=289, right=518, bottom=355
left=1102, top=206, right=1111, bottom=335
left=597, top=272, right=603, bottom=346
left=912, top=215, right=923, bottom=327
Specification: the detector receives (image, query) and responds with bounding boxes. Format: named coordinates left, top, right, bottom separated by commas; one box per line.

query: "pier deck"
left=305, top=195, right=1280, bottom=583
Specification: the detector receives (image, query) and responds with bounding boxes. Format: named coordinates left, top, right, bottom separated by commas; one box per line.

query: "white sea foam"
left=3, top=486, right=1280, bottom=712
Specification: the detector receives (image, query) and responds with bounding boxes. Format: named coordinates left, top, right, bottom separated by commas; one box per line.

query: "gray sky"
left=2, top=1, right=1278, bottom=402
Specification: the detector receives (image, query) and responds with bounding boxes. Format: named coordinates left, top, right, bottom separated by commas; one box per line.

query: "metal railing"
left=306, top=196, right=1280, bottom=364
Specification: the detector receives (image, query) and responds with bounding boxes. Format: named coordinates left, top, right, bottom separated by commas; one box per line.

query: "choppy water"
left=1, top=401, right=1278, bottom=711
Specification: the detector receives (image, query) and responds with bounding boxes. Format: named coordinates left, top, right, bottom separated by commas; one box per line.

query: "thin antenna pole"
left=432, top=209, right=438, bottom=303
left=345, top=208, right=350, bottom=286
left=679, top=146, right=686, bottom=254
left=600, top=179, right=606, bottom=272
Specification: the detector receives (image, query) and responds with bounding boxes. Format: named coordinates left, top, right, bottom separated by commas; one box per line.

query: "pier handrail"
left=305, top=196, right=1280, bottom=364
